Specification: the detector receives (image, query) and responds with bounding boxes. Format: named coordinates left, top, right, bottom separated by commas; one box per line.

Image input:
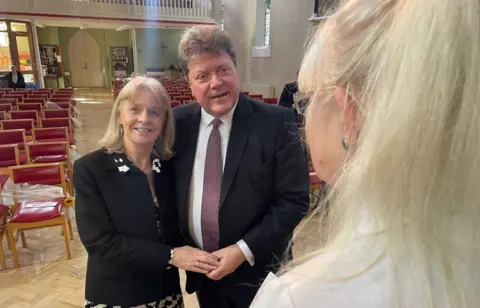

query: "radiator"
left=242, top=82, right=276, bottom=98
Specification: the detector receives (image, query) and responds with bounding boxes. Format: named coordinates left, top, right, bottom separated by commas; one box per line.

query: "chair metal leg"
left=61, top=215, right=71, bottom=260
left=6, top=224, right=19, bottom=268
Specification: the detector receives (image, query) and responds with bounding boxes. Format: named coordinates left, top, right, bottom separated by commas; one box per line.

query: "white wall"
left=223, top=0, right=314, bottom=96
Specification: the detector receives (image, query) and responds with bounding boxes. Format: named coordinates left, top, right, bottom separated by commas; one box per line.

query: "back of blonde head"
left=295, top=0, right=480, bottom=306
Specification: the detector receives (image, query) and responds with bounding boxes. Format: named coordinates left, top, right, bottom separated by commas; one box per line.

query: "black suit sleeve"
left=278, top=85, right=293, bottom=108
left=73, top=159, right=172, bottom=274
left=242, top=109, right=309, bottom=261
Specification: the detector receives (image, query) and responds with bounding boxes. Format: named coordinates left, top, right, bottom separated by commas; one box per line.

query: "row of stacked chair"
left=112, top=78, right=280, bottom=108
left=0, top=88, right=76, bottom=270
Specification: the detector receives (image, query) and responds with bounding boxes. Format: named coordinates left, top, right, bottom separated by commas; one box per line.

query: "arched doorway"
left=68, top=30, right=103, bottom=88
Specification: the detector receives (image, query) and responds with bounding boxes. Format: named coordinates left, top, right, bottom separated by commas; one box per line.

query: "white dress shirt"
left=188, top=103, right=255, bottom=266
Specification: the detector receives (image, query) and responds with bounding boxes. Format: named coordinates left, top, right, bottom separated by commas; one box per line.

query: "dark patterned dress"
left=84, top=156, right=184, bottom=308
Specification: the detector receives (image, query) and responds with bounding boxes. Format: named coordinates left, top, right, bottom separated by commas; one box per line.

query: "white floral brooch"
left=152, top=158, right=162, bottom=174
left=118, top=165, right=130, bottom=173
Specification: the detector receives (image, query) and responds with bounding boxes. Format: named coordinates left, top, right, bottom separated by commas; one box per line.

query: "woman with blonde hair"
left=73, top=76, right=220, bottom=308
left=251, top=0, right=480, bottom=307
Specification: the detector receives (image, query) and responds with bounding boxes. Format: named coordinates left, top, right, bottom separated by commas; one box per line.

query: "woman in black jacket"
left=73, top=76, right=220, bottom=308
left=3, top=65, right=26, bottom=89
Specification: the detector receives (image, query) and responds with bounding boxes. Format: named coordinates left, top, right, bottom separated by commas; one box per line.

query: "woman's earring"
left=342, top=137, right=350, bottom=151
left=119, top=124, right=124, bottom=134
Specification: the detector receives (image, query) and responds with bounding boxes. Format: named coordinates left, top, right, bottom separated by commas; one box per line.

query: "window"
left=264, top=0, right=270, bottom=46
left=0, top=31, right=11, bottom=71
left=11, top=22, right=27, bottom=32
left=252, top=0, right=271, bottom=57
left=16, top=36, right=33, bottom=71
left=220, top=0, right=225, bottom=30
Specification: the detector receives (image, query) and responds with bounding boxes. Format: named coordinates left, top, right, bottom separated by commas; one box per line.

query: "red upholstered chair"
left=43, top=109, right=70, bottom=119
left=170, top=101, right=181, bottom=108
left=0, top=103, right=13, bottom=113
left=26, top=142, right=72, bottom=194
left=40, top=118, right=73, bottom=138
left=0, top=129, right=26, bottom=150
left=15, top=88, right=33, bottom=93
left=32, top=127, right=73, bottom=145
left=0, top=111, right=5, bottom=120
left=1, top=119, right=34, bottom=136
left=47, top=102, right=74, bottom=115
left=241, top=91, right=249, bottom=96
left=249, top=94, right=263, bottom=100
left=5, top=163, right=72, bottom=268
left=174, top=95, right=192, bottom=104
left=10, top=110, right=39, bottom=125
left=7, top=92, right=27, bottom=98
left=26, top=142, right=69, bottom=164
left=263, top=97, right=278, bottom=104
left=55, top=89, right=73, bottom=94
left=0, top=98, right=18, bottom=107
left=24, top=98, right=45, bottom=105
left=4, top=94, right=25, bottom=103
left=0, top=88, right=13, bottom=94
left=52, top=93, right=72, bottom=98
left=49, top=98, right=70, bottom=104
left=36, top=88, right=55, bottom=95
left=17, top=103, right=42, bottom=112
left=0, top=144, right=20, bottom=168
left=28, top=93, right=49, bottom=100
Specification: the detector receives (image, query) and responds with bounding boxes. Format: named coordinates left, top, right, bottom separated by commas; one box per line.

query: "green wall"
left=37, top=27, right=60, bottom=45
left=37, top=26, right=185, bottom=87
left=135, top=28, right=184, bottom=74
left=37, top=27, right=132, bottom=88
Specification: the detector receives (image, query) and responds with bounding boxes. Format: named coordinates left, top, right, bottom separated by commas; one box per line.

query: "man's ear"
left=334, top=87, right=359, bottom=143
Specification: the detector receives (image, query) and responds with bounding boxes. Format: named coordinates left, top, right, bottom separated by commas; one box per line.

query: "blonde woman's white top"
left=249, top=236, right=389, bottom=308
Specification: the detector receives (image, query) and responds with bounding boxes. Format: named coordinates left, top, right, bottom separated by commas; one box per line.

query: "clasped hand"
left=171, top=245, right=246, bottom=280
left=171, top=246, right=220, bottom=274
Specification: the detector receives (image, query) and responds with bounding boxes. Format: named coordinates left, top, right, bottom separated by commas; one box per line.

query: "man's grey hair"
left=178, top=25, right=237, bottom=77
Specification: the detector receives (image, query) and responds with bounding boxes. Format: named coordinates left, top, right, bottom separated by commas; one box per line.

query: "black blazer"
left=73, top=149, right=180, bottom=306
left=173, top=94, right=310, bottom=293
left=279, top=81, right=298, bottom=108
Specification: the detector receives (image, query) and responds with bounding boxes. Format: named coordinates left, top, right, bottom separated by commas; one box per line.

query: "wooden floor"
left=0, top=88, right=322, bottom=308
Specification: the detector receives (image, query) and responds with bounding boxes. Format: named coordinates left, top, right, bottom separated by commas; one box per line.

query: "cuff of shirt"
left=237, top=239, right=255, bottom=266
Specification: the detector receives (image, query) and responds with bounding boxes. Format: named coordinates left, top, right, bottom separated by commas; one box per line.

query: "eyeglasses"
left=294, top=86, right=338, bottom=115
left=293, top=93, right=310, bottom=115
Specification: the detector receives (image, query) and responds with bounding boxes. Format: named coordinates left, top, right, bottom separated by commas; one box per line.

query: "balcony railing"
left=1, top=0, right=214, bottom=22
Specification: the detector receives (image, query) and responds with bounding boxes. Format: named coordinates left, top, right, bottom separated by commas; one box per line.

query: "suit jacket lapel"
left=176, top=104, right=201, bottom=233
left=220, top=95, right=255, bottom=206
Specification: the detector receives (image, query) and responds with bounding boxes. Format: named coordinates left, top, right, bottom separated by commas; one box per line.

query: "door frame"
left=0, top=20, right=39, bottom=84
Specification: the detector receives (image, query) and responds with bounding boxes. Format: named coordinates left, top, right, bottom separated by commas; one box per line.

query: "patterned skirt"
left=84, top=294, right=184, bottom=308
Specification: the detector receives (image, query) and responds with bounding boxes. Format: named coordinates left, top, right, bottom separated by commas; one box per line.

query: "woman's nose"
left=138, top=110, right=149, bottom=121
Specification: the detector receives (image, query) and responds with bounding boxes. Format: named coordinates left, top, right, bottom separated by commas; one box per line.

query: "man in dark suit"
left=172, top=25, right=310, bottom=308
left=279, top=79, right=298, bottom=109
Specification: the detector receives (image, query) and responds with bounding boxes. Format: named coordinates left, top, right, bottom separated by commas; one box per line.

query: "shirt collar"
left=200, top=97, right=238, bottom=127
